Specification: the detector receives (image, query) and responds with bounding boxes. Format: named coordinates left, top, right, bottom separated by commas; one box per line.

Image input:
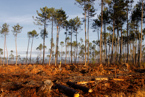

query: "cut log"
left=113, top=78, right=124, bottom=81
left=55, top=83, right=79, bottom=97
left=77, top=81, right=95, bottom=85
left=66, top=81, right=93, bottom=93
left=95, top=77, right=108, bottom=81
left=134, top=69, right=145, bottom=73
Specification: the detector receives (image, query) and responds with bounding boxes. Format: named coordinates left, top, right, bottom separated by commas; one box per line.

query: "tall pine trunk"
left=111, top=21, right=115, bottom=63
left=120, top=28, right=123, bottom=63
left=49, top=19, right=54, bottom=66
left=65, top=28, right=68, bottom=65
left=100, top=0, right=103, bottom=64
left=42, top=19, right=46, bottom=65
left=71, top=28, right=73, bottom=65
left=26, top=37, right=30, bottom=64
left=15, top=34, right=18, bottom=65
left=84, top=9, right=87, bottom=66
left=127, top=6, right=129, bottom=63
left=87, top=12, right=90, bottom=64
left=3, top=35, right=6, bottom=65
left=76, top=29, right=78, bottom=63
left=55, top=26, right=59, bottom=66
left=6, top=43, right=8, bottom=65
left=140, top=0, right=143, bottom=66
left=30, top=37, right=34, bottom=64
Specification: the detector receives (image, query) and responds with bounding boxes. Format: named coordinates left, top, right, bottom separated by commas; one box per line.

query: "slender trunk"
left=109, top=35, right=111, bottom=63
left=129, top=41, right=131, bottom=61
left=6, top=43, right=8, bottom=65
left=85, top=10, right=87, bottom=66
left=87, top=12, right=90, bottom=64
left=127, top=6, right=129, bottom=63
left=111, top=20, right=115, bottom=63
left=76, top=29, right=78, bottom=63
left=117, top=28, right=119, bottom=62
left=120, top=28, right=122, bottom=63
left=135, top=39, right=137, bottom=65
left=30, top=37, right=34, bottom=64
left=65, top=28, right=68, bottom=65
left=55, top=26, right=59, bottom=66
left=100, top=0, right=103, bottom=64
left=42, top=19, right=46, bottom=65
left=133, top=42, right=135, bottom=65
left=104, top=23, right=107, bottom=63
left=114, top=33, right=117, bottom=62
left=26, top=36, right=30, bottom=64
left=15, top=34, right=18, bottom=65
left=71, top=28, right=73, bottom=65
left=49, top=19, right=54, bottom=66
left=3, top=35, right=6, bottom=65
left=140, top=0, right=143, bottom=66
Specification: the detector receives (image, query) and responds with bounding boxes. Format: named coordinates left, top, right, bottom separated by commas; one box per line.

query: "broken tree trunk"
left=55, top=83, right=79, bottom=97
left=66, top=81, right=93, bottom=93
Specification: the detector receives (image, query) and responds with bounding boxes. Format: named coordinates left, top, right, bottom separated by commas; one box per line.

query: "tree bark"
left=127, top=5, right=129, bottom=63
left=42, top=19, right=46, bottom=65
left=55, top=26, right=59, bottom=66
left=49, top=19, right=54, bottom=66
left=87, top=11, right=90, bottom=64
left=76, top=29, right=78, bottom=64
left=85, top=9, right=87, bottom=66
left=66, top=81, right=93, bottom=93
left=65, top=28, right=68, bottom=65
left=140, top=0, right=143, bottom=66
left=55, top=83, right=79, bottom=97
left=120, top=28, right=123, bottom=63
left=100, top=0, right=103, bottom=64
left=111, top=21, right=115, bottom=63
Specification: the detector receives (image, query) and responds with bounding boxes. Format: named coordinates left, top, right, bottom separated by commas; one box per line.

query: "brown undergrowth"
left=0, top=64, right=144, bottom=97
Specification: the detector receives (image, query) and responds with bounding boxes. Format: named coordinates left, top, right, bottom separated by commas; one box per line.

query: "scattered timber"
left=66, top=81, right=93, bottom=93
left=55, top=83, right=79, bottom=97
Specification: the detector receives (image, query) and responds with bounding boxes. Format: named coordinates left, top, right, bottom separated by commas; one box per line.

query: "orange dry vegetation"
left=0, top=64, right=144, bottom=97
left=0, top=64, right=71, bottom=75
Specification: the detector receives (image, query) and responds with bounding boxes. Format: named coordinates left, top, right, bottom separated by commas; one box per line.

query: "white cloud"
left=0, top=15, right=34, bottom=25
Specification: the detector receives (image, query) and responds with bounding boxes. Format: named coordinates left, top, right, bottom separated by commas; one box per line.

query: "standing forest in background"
left=0, top=0, right=145, bottom=67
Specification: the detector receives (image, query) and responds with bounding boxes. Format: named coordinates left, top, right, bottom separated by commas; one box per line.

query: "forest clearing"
left=0, top=63, right=144, bottom=97
left=0, top=0, right=145, bottom=96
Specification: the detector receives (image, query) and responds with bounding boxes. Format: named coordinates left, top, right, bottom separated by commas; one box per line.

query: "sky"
left=0, top=0, right=142, bottom=59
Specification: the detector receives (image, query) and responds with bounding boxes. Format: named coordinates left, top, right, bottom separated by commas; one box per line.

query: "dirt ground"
left=0, top=64, right=144, bottom=97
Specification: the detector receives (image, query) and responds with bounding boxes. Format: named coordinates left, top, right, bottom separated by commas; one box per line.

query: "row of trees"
left=0, top=0, right=145, bottom=66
